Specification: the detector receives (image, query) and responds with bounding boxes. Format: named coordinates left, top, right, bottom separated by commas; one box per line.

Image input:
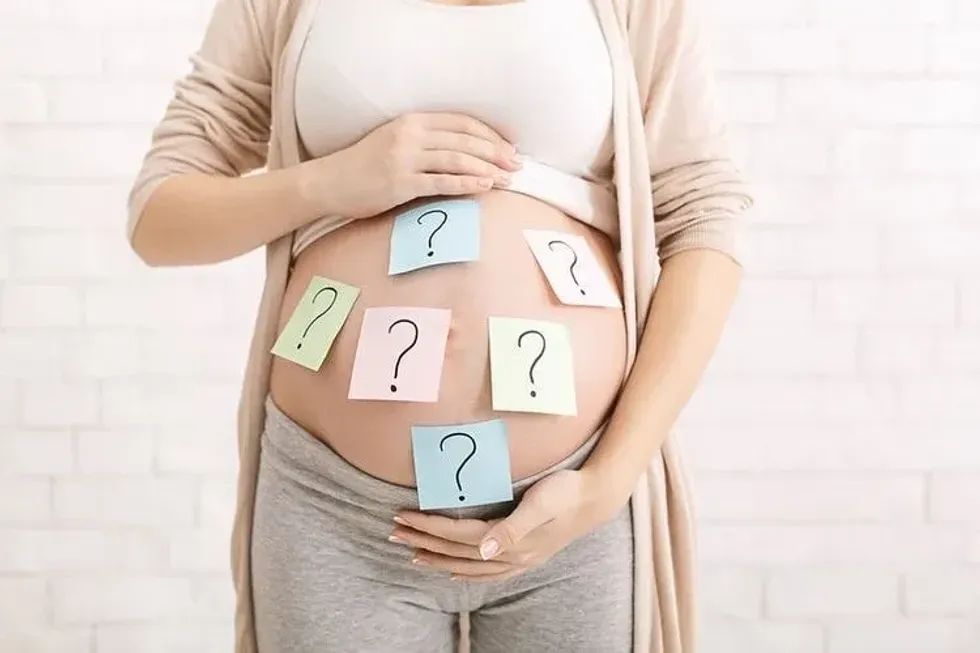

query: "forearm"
left=130, top=157, right=336, bottom=267
left=582, top=247, right=741, bottom=504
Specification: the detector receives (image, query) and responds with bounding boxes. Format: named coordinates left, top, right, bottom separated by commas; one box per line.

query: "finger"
left=414, top=173, right=497, bottom=197
left=416, top=150, right=512, bottom=182
left=420, top=112, right=514, bottom=150
left=393, top=526, right=529, bottom=565
left=394, top=513, right=490, bottom=545
left=479, top=498, right=554, bottom=560
left=413, top=551, right=516, bottom=577
left=391, top=527, right=483, bottom=561
left=421, top=131, right=520, bottom=172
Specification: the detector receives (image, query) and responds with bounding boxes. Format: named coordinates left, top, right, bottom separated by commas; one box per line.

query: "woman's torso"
left=269, top=0, right=627, bottom=486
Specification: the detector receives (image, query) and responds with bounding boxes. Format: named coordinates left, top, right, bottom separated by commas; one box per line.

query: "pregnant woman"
left=126, top=0, right=753, bottom=651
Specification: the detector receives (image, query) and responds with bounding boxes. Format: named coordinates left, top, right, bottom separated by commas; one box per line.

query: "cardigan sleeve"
left=125, top=0, right=275, bottom=243
left=628, top=0, right=754, bottom=265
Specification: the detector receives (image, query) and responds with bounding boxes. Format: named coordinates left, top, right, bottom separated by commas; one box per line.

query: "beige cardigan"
left=127, top=0, right=754, bottom=651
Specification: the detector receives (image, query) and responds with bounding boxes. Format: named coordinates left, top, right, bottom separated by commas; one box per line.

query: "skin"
left=394, top=248, right=740, bottom=579
left=382, top=0, right=741, bottom=579
left=268, top=188, right=628, bottom=486
left=132, top=106, right=635, bottom=506
left=133, top=0, right=742, bottom=588
left=131, top=112, right=520, bottom=267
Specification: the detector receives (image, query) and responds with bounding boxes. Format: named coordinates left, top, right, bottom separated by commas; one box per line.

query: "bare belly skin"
left=269, top=189, right=627, bottom=486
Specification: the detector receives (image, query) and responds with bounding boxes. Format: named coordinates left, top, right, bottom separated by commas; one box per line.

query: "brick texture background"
left=1, top=0, right=979, bottom=651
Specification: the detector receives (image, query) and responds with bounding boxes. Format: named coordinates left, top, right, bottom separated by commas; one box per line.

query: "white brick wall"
left=1, top=0, right=978, bottom=652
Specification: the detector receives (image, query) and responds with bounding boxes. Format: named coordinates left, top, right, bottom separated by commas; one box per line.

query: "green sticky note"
left=488, top=316, right=577, bottom=416
left=271, top=276, right=360, bottom=371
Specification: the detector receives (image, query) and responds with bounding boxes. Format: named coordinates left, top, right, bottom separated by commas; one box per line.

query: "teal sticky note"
left=388, top=199, right=480, bottom=275
left=411, top=419, right=513, bottom=511
left=270, top=276, right=360, bottom=371
left=488, top=317, right=577, bottom=416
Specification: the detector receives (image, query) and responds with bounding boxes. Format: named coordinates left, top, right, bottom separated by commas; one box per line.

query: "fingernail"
left=412, top=557, right=427, bottom=566
left=393, top=516, right=408, bottom=526
left=479, top=539, right=499, bottom=560
left=494, top=175, right=511, bottom=187
left=388, top=535, right=406, bottom=545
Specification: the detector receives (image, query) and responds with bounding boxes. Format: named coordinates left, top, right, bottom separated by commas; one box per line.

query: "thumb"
left=478, top=496, right=550, bottom=560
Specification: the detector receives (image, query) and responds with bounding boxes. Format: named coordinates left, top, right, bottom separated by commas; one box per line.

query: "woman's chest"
left=292, top=0, right=614, bottom=176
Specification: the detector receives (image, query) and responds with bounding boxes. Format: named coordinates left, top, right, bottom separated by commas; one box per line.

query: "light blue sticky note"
left=389, top=199, right=481, bottom=275
left=411, top=419, right=513, bottom=511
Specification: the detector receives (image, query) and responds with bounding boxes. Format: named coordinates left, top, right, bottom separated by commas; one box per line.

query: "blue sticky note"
left=389, top=199, right=481, bottom=275
left=411, top=419, right=513, bottom=511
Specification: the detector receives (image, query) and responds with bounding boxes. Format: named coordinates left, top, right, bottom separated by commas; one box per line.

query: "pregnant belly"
left=268, top=190, right=627, bottom=486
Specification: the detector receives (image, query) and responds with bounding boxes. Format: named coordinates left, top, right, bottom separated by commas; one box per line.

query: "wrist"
left=580, top=464, right=632, bottom=522
left=293, top=152, right=347, bottom=218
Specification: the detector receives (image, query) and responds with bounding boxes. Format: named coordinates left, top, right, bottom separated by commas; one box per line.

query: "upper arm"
left=628, top=0, right=754, bottom=264
left=126, top=0, right=276, bottom=242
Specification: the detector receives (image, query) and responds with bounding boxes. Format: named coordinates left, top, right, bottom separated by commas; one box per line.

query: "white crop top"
left=292, top=0, right=618, bottom=256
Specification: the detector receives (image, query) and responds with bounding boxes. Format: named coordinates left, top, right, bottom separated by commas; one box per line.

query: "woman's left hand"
left=390, top=468, right=626, bottom=582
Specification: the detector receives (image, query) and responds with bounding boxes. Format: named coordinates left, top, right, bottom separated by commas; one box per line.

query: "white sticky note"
left=524, top=230, right=622, bottom=308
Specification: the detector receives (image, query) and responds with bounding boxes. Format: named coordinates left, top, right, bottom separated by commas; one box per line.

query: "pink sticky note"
left=348, top=307, right=452, bottom=403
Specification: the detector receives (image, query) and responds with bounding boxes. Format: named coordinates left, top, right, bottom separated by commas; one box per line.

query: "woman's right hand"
left=306, top=112, right=523, bottom=220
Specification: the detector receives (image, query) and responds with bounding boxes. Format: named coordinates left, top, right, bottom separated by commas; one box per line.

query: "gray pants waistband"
left=262, top=396, right=604, bottom=520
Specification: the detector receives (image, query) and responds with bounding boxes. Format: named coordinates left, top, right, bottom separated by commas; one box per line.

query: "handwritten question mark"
left=439, top=432, right=477, bottom=502
left=388, top=318, right=419, bottom=393
left=417, top=209, right=449, bottom=257
left=547, top=240, right=586, bottom=296
left=517, top=329, right=547, bottom=398
left=297, top=287, right=338, bottom=350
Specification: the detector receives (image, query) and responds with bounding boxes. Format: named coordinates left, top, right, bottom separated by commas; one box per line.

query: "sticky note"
left=348, top=306, right=452, bottom=402
left=411, top=419, right=513, bottom=511
left=270, top=276, right=360, bottom=371
left=389, top=199, right=481, bottom=275
left=487, top=316, right=577, bottom=416
left=524, top=230, right=622, bottom=308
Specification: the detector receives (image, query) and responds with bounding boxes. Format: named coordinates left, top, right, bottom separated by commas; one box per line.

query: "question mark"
left=388, top=318, right=419, bottom=393
left=517, top=329, right=547, bottom=398
left=417, top=209, right=449, bottom=257
left=439, top=432, right=477, bottom=502
left=547, top=240, right=586, bottom=296
left=297, top=287, right=339, bottom=350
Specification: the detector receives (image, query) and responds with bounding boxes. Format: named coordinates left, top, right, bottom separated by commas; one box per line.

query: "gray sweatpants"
left=251, top=398, right=634, bottom=653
